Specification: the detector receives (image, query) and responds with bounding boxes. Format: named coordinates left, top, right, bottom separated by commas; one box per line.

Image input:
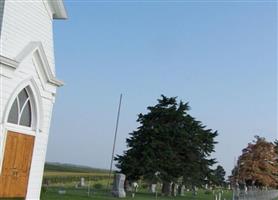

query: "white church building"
left=0, top=1, right=67, bottom=199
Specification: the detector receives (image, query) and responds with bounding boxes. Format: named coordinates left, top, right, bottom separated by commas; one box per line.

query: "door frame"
left=0, top=78, right=43, bottom=198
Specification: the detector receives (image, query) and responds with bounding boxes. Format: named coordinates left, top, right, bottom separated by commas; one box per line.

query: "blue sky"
left=47, top=1, right=277, bottom=176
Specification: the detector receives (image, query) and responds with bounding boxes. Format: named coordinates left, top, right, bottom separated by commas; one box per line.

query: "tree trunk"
left=192, top=185, right=197, bottom=196
left=161, top=182, right=171, bottom=196
left=171, top=183, right=177, bottom=197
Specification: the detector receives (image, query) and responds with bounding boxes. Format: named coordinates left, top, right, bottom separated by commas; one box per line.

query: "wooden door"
left=0, top=131, right=35, bottom=198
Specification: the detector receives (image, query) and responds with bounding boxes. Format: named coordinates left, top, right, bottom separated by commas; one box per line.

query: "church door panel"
left=0, top=131, right=35, bottom=198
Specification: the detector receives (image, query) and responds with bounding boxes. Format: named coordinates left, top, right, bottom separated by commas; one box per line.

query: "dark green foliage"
left=204, top=190, right=212, bottom=195
left=115, top=95, right=218, bottom=187
left=41, top=185, right=47, bottom=194
left=211, top=165, right=226, bottom=186
left=93, top=183, right=103, bottom=190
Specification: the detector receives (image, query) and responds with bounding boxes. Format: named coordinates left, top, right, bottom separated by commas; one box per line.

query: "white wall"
left=0, top=56, right=56, bottom=199
left=0, top=1, right=59, bottom=199
left=0, top=1, right=55, bottom=73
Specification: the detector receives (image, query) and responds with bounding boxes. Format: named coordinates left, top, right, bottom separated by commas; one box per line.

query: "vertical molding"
left=0, top=0, right=5, bottom=38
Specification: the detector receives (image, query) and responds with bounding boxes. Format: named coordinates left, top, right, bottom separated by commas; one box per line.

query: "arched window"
left=7, top=88, right=32, bottom=127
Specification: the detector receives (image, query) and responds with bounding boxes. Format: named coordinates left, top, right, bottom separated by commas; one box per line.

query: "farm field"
left=43, top=162, right=110, bottom=187
left=45, top=171, right=109, bottom=177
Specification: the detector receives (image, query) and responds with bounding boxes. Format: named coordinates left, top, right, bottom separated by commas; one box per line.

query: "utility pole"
left=107, top=94, right=123, bottom=191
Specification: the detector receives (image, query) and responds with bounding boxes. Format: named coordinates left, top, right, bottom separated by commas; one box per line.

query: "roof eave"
left=48, top=0, right=68, bottom=20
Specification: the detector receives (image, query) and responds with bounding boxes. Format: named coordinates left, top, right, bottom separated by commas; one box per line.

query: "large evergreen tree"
left=115, top=95, right=218, bottom=194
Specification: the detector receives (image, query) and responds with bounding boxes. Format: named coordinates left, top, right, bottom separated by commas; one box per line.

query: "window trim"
left=5, top=123, right=36, bottom=136
left=0, top=79, right=42, bottom=176
left=7, top=88, right=32, bottom=128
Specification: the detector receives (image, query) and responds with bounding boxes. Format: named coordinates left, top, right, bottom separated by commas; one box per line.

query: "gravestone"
left=151, top=184, right=156, bottom=193
left=112, top=173, right=126, bottom=198
left=131, top=182, right=139, bottom=198
left=132, top=182, right=139, bottom=192
left=178, top=185, right=185, bottom=196
left=80, top=177, right=86, bottom=187
left=125, top=180, right=132, bottom=192
left=75, top=177, right=86, bottom=188
left=162, top=182, right=172, bottom=196
left=192, top=186, right=198, bottom=196
left=171, top=183, right=178, bottom=197
left=58, top=190, right=66, bottom=195
left=214, top=192, right=222, bottom=200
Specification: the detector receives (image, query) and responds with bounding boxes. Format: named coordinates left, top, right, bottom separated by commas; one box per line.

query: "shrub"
left=93, top=183, right=103, bottom=190
left=141, top=183, right=149, bottom=189
left=41, top=186, right=47, bottom=194
left=204, top=190, right=212, bottom=195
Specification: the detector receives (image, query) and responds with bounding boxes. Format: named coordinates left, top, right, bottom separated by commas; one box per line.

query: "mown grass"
left=41, top=187, right=233, bottom=200
left=42, top=164, right=232, bottom=200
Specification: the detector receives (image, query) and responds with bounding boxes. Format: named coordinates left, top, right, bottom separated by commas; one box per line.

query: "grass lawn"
left=41, top=187, right=233, bottom=200
left=42, top=165, right=233, bottom=200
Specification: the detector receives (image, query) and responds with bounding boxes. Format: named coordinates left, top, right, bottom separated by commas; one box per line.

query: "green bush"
left=40, top=186, right=47, bottom=195
left=93, top=183, right=103, bottom=190
left=204, top=190, right=212, bottom=195
left=141, top=183, right=149, bottom=189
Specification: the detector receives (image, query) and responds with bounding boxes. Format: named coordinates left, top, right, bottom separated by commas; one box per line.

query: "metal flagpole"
left=107, top=94, right=123, bottom=191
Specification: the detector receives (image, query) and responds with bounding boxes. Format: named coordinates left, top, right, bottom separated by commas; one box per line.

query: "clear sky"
left=47, top=0, right=277, bottom=177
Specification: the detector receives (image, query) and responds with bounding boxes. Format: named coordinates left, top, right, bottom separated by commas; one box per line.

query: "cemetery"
left=38, top=97, right=278, bottom=200
left=39, top=174, right=278, bottom=200
left=41, top=163, right=234, bottom=200
left=40, top=165, right=278, bottom=200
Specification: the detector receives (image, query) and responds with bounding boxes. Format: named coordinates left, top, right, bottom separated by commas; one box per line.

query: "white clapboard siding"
left=0, top=64, right=56, bottom=200
left=0, top=1, right=55, bottom=73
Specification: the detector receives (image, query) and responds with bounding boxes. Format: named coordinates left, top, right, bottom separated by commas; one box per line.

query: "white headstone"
left=112, top=173, right=126, bottom=198
left=132, top=182, right=139, bottom=192
left=131, top=182, right=138, bottom=198
left=81, top=177, right=86, bottom=187
left=171, top=183, right=178, bottom=197
left=151, top=184, right=156, bottom=193
left=58, top=190, right=66, bottom=194
left=179, top=185, right=185, bottom=196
